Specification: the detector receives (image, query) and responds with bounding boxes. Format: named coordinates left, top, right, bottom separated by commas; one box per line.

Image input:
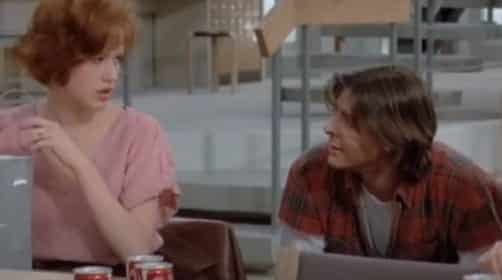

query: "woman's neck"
left=44, top=91, right=101, bottom=127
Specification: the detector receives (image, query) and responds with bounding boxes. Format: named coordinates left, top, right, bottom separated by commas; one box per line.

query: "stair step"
left=281, top=81, right=463, bottom=107
left=321, top=23, right=502, bottom=40
left=478, top=40, right=502, bottom=62
left=436, top=107, right=502, bottom=121
left=178, top=169, right=289, bottom=214
left=279, top=53, right=483, bottom=76
left=441, top=0, right=502, bottom=8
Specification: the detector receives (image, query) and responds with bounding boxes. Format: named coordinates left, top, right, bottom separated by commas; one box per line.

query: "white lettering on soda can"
left=126, top=255, right=164, bottom=280
left=136, top=261, right=174, bottom=280
left=73, top=266, right=112, bottom=280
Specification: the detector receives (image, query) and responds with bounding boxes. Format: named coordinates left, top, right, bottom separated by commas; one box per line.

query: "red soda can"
left=136, top=262, right=174, bottom=280
left=126, top=255, right=164, bottom=280
left=73, top=266, right=112, bottom=280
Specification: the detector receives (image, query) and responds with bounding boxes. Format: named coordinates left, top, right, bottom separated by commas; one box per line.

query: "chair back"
left=156, top=218, right=247, bottom=280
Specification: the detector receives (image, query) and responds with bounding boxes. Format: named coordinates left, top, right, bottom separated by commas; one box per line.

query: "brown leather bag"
left=156, top=219, right=247, bottom=280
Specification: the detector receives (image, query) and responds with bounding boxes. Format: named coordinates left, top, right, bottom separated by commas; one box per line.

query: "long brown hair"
left=323, top=65, right=437, bottom=182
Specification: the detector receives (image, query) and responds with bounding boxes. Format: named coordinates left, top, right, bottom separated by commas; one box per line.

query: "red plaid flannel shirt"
left=279, top=142, right=502, bottom=262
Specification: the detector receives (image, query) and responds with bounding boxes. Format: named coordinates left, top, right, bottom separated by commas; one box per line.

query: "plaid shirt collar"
left=339, top=170, right=425, bottom=209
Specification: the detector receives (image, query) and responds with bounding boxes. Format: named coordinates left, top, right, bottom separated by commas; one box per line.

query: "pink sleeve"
left=0, top=107, right=29, bottom=155
left=120, top=116, right=180, bottom=214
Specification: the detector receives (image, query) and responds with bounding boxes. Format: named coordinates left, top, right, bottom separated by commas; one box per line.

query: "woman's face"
left=59, top=44, right=124, bottom=111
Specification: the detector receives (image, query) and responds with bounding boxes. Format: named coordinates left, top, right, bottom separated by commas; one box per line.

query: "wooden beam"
left=254, top=0, right=296, bottom=58
left=297, top=0, right=410, bottom=25
left=255, top=0, right=411, bottom=57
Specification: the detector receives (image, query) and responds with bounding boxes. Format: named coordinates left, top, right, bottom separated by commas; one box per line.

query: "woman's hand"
left=20, top=117, right=88, bottom=171
left=479, top=241, right=502, bottom=275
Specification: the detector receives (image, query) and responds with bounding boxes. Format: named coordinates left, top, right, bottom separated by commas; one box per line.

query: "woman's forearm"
left=73, top=158, right=159, bottom=261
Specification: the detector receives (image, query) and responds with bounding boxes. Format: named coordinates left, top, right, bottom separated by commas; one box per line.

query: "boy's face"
left=324, top=90, right=386, bottom=170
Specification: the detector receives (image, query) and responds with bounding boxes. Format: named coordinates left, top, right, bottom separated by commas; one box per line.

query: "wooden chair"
left=156, top=218, right=246, bottom=280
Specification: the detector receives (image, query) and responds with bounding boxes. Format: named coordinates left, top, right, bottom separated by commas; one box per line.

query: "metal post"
left=488, top=0, right=495, bottom=23
left=208, top=37, right=217, bottom=93
left=187, top=35, right=194, bottom=94
left=151, top=13, right=158, bottom=88
left=426, top=0, right=435, bottom=96
left=203, top=132, right=215, bottom=173
left=389, top=23, right=398, bottom=65
left=271, top=48, right=282, bottom=230
left=122, top=58, right=131, bottom=107
left=299, top=25, right=311, bottom=151
left=414, top=0, right=423, bottom=75
left=230, top=36, right=239, bottom=94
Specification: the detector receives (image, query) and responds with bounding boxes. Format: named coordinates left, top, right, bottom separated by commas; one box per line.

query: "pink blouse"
left=0, top=104, right=180, bottom=264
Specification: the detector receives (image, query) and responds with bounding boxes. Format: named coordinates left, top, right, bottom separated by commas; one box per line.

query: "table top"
left=0, top=269, right=125, bottom=280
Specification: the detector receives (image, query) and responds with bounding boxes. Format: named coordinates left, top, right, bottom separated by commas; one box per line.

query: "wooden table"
left=0, top=269, right=125, bottom=280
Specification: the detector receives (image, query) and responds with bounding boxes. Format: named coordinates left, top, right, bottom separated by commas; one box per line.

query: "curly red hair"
left=14, top=0, right=137, bottom=86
